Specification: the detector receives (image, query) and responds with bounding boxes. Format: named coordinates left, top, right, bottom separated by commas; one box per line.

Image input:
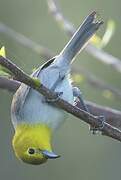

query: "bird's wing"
left=12, top=57, right=55, bottom=119
left=21, top=57, right=55, bottom=98
left=31, top=57, right=55, bottom=77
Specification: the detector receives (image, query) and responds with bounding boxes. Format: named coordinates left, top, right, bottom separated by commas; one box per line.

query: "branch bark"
left=85, top=101, right=121, bottom=129
left=0, top=55, right=121, bottom=142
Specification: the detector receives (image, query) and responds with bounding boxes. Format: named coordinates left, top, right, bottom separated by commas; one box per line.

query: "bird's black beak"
left=42, top=150, right=60, bottom=159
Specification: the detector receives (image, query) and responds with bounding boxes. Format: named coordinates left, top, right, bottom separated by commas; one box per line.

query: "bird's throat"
left=12, top=123, right=52, bottom=154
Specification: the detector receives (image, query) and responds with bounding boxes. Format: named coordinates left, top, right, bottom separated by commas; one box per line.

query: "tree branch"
left=0, top=77, right=20, bottom=92
left=85, top=101, right=121, bottom=129
left=47, top=0, right=121, bottom=73
left=0, top=55, right=121, bottom=142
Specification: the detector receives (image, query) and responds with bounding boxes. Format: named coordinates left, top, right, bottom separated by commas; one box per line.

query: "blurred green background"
left=0, top=0, right=121, bottom=180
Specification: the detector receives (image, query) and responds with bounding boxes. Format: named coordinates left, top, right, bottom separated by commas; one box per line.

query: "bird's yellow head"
left=12, top=124, right=60, bottom=165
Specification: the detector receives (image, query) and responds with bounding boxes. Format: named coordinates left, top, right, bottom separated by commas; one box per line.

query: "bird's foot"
left=43, top=91, right=63, bottom=103
left=89, top=115, right=105, bottom=134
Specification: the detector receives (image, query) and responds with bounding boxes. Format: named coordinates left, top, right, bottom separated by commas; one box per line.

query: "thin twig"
left=0, top=22, right=53, bottom=59
left=72, top=66, right=121, bottom=100
left=0, top=55, right=121, bottom=142
left=47, top=0, right=121, bottom=73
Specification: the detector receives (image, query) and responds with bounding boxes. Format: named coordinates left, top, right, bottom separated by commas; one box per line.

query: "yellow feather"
left=12, top=123, right=52, bottom=165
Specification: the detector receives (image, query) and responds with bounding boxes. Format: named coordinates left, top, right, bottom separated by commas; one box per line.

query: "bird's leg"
left=90, top=115, right=105, bottom=134
left=51, top=72, right=65, bottom=91
left=73, top=87, right=89, bottom=112
left=73, top=87, right=105, bottom=134
left=44, top=72, right=65, bottom=103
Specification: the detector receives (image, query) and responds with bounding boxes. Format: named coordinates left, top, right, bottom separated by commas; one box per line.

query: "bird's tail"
left=55, top=11, right=103, bottom=66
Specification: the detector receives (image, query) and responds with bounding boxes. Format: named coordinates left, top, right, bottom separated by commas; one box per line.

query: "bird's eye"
left=28, top=148, right=35, bottom=155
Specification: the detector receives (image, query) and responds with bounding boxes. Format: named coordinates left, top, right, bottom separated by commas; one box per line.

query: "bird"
left=11, top=11, right=103, bottom=165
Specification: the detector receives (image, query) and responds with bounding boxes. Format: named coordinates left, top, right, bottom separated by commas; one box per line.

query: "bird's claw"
left=90, top=115, right=105, bottom=134
left=43, top=91, right=63, bottom=103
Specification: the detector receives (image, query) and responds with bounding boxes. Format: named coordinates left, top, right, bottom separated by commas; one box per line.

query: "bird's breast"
left=11, top=66, right=74, bottom=130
